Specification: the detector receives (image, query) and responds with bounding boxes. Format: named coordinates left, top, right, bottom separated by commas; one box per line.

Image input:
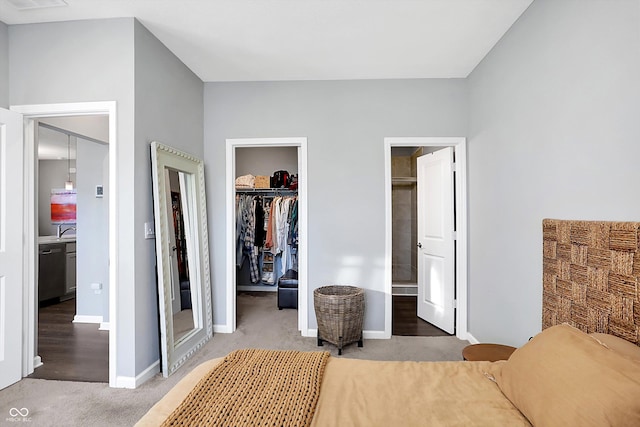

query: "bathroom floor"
left=29, top=298, right=109, bottom=382
left=392, top=296, right=452, bottom=337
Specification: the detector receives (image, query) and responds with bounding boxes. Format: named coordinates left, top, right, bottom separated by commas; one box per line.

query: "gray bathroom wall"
left=76, top=138, right=109, bottom=321
left=38, top=159, right=75, bottom=236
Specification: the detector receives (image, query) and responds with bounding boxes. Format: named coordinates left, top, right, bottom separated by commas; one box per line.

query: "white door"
left=0, top=107, right=24, bottom=390
left=416, top=147, right=455, bottom=334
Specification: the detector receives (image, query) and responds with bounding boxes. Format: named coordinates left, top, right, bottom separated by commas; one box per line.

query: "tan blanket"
left=159, top=349, right=329, bottom=427
left=311, top=358, right=530, bottom=427
left=138, top=354, right=530, bottom=427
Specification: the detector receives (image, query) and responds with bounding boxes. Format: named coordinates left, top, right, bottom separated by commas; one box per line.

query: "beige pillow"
left=494, top=324, right=640, bottom=427
left=590, top=332, right=640, bottom=361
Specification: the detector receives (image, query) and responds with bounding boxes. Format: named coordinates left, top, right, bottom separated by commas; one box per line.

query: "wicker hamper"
left=314, top=285, right=364, bottom=355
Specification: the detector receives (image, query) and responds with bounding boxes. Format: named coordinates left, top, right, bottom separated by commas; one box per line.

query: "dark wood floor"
left=392, top=295, right=452, bottom=337
left=29, top=298, right=109, bottom=382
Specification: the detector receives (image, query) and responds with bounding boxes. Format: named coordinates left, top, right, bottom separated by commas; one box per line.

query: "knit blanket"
left=160, top=349, right=330, bottom=427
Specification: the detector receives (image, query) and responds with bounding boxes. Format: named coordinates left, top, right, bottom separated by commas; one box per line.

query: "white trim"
left=384, top=137, right=468, bottom=341
left=73, top=315, right=103, bottom=324
left=115, top=359, right=160, bottom=389
left=466, top=333, right=479, bottom=345
left=225, top=138, right=309, bottom=335
left=213, top=324, right=233, bottom=334
left=99, top=322, right=110, bottom=331
left=11, top=101, right=118, bottom=388
left=22, top=119, right=37, bottom=377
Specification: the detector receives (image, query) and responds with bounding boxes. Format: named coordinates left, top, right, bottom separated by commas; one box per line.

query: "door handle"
left=417, top=243, right=422, bottom=248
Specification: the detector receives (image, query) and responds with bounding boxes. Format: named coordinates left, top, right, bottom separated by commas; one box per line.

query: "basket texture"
left=314, top=285, right=364, bottom=354
left=254, top=175, right=270, bottom=189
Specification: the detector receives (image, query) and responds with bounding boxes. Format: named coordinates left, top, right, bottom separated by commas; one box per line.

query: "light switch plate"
left=144, top=221, right=155, bottom=239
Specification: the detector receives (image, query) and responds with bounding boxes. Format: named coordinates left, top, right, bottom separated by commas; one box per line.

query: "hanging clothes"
left=237, top=192, right=298, bottom=285
left=235, top=194, right=260, bottom=283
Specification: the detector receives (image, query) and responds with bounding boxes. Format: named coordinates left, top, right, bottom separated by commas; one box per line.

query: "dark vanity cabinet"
left=38, top=242, right=66, bottom=302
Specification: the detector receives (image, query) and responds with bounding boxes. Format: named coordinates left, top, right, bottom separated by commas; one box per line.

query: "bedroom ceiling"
left=5, top=1, right=534, bottom=162
left=0, top=0, right=533, bottom=82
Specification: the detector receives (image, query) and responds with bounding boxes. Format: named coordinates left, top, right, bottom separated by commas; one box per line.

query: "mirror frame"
left=150, top=141, right=213, bottom=377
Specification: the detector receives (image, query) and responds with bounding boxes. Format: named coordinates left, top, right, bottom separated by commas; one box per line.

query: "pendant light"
left=64, top=134, right=73, bottom=190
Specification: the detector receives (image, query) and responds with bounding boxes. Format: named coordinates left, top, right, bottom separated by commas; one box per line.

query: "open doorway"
left=225, top=138, right=308, bottom=335
left=29, top=117, right=110, bottom=382
left=390, top=146, right=452, bottom=337
left=12, top=102, right=118, bottom=387
left=384, top=137, right=468, bottom=341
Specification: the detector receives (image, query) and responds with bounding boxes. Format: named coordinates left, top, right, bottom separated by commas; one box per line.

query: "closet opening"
left=235, top=146, right=298, bottom=293
left=226, top=138, right=308, bottom=335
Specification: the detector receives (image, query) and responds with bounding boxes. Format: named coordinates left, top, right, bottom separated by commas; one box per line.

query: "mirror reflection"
left=151, top=141, right=212, bottom=378
left=166, top=169, right=195, bottom=342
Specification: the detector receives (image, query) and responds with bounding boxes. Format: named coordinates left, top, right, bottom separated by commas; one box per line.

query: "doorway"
left=390, top=146, right=452, bottom=337
left=12, top=102, right=118, bottom=387
left=384, top=137, right=468, bottom=341
left=225, top=138, right=308, bottom=335
left=29, top=118, right=110, bottom=382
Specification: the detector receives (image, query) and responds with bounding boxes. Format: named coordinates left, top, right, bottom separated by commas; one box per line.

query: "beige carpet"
left=0, top=292, right=469, bottom=427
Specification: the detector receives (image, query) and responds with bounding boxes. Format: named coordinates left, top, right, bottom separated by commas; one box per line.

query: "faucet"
left=57, top=225, right=76, bottom=239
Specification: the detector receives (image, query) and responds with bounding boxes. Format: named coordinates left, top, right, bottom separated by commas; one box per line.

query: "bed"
left=136, top=220, right=640, bottom=426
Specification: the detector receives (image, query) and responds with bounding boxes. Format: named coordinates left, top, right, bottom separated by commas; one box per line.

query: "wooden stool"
left=462, top=343, right=516, bottom=362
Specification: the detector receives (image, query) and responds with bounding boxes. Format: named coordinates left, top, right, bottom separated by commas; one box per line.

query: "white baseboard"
left=213, top=324, right=233, bottom=333
left=303, top=328, right=387, bottom=339
left=466, top=332, right=479, bottom=344
left=99, top=322, right=110, bottom=331
left=33, top=355, right=42, bottom=369
left=115, top=359, right=160, bottom=389
left=73, top=315, right=103, bottom=324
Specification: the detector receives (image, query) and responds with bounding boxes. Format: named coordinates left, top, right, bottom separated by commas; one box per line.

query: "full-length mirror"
left=151, top=141, right=212, bottom=377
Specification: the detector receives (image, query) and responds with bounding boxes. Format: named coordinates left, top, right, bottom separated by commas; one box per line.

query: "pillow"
left=494, top=324, right=640, bottom=427
left=590, top=332, right=640, bottom=361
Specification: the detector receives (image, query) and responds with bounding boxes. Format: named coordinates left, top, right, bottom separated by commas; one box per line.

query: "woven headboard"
left=543, top=219, right=640, bottom=346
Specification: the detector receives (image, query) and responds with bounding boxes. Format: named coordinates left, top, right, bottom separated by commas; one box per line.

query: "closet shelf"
left=392, top=177, right=417, bottom=184
left=236, top=188, right=297, bottom=194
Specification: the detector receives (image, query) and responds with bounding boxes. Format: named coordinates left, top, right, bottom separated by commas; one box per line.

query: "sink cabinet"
left=38, top=243, right=66, bottom=302
left=38, top=240, right=77, bottom=302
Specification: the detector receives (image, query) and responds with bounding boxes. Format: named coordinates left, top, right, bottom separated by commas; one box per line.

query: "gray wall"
left=0, top=21, right=8, bottom=108
left=467, top=0, right=640, bottom=346
left=9, top=18, right=139, bottom=378
left=76, top=138, right=109, bottom=321
left=134, top=20, right=204, bottom=373
left=235, top=146, right=298, bottom=177
left=204, top=79, right=467, bottom=331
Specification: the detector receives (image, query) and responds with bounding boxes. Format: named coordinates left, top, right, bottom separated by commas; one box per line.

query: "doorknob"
left=417, top=243, right=422, bottom=248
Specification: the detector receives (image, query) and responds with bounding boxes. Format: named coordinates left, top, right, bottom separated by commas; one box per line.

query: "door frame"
left=224, top=137, right=308, bottom=335
left=11, top=102, right=118, bottom=387
left=384, top=137, right=468, bottom=341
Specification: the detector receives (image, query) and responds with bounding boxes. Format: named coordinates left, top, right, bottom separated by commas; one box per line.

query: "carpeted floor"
left=0, top=292, right=469, bottom=427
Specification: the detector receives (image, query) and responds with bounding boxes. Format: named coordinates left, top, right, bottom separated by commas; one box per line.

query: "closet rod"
left=235, top=188, right=297, bottom=195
